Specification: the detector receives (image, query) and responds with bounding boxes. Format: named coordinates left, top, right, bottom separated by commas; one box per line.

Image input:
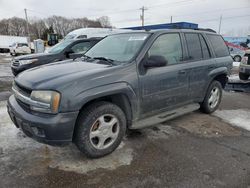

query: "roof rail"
left=194, top=28, right=217, bottom=33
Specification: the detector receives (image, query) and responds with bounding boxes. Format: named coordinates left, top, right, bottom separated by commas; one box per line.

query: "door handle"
left=178, top=70, right=186, bottom=74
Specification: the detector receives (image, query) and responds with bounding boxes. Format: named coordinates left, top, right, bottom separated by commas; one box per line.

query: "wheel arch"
left=73, top=82, right=138, bottom=128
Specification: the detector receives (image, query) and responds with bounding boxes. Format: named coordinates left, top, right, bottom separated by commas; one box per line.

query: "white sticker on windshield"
left=128, top=36, right=147, bottom=41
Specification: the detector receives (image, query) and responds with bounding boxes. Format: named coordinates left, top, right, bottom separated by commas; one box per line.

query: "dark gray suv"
left=7, top=29, right=233, bottom=158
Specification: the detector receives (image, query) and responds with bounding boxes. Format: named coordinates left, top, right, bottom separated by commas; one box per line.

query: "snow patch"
left=214, top=109, right=250, bottom=131
left=0, top=101, right=133, bottom=175
left=233, top=61, right=240, bottom=67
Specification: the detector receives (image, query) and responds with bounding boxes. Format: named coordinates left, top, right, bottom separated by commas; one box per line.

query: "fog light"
left=31, top=127, right=45, bottom=137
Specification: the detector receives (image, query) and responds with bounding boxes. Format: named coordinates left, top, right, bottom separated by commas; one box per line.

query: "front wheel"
left=74, top=101, right=126, bottom=158
left=200, top=81, right=222, bottom=114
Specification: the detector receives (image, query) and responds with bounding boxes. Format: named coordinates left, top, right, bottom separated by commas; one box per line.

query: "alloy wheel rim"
left=89, top=114, right=120, bottom=150
left=208, top=87, right=220, bottom=109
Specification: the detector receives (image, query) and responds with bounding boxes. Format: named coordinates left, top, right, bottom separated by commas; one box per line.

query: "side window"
left=207, top=34, right=229, bottom=57
left=199, top=34, right=211, bottom=59
left=71, top=42, right=92, bottom=53
left=148, top=33, right=183, bottom=65
left=19, top=43, right=28, bottom=47
left=185, top=33, right=202, bottom=60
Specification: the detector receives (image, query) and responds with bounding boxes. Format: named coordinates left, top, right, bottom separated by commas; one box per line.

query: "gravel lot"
left=0, top=54, right=250, bottom=188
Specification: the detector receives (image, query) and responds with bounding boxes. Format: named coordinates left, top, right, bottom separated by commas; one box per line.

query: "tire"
left=200, top=81, right=222, bottom=114
left=74, top=101, right=126, bottom=158
left=233, top=55, right=242, bottom=62
left=239, top=72, right=249, bottom=80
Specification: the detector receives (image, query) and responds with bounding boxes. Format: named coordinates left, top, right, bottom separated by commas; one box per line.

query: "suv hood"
left=15, top=59, right=110, bottom=89
left=14, top=52, right=55, bottom=60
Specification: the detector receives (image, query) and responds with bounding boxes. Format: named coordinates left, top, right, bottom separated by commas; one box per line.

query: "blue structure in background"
left=123, top=22, right=198, bottom=30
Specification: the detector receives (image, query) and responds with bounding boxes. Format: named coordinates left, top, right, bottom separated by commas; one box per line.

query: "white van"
left=64, top=28, right=131, bottom=40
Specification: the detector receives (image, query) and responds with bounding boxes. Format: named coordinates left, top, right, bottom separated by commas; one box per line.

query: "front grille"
left=16, top=98, right=31, bottom=113
left=14, top=82, right=32, bottom=97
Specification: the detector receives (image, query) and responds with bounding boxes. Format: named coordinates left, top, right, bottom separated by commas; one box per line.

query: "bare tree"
left=30, top=19, right=47, bottom=39
left=97, top=16, right=112, bottom=28
left=0, top=19, right=10, bottom=35
left=8, top=17, right=26, bottom=36
left=0, top=15, right=113, bottom=39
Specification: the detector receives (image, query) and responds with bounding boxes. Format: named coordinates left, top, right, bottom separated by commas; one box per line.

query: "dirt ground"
left=0, top=54, right=250, bottom=188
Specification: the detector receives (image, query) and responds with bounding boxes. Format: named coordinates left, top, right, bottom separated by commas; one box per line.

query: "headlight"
left=19, top=59, right=38, bottom=65
left=30, top=90, right=60, bottom=114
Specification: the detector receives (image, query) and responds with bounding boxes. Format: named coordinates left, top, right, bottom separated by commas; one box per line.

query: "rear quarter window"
left=207, top=34, right=229, bottom=58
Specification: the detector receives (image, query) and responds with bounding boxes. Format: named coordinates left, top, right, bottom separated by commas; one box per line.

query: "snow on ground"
left=214, top=109, right=250, bottom=131
left=229, top=74, right=239, bottom=81
left=0, top=101, right=134, bottom=175
left=233, top=61, right=240, bottom=67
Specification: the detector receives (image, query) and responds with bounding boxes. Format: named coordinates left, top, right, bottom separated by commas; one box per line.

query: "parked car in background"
left=64, top=28, right=131, bottom=40
left=239, top=51, right=250, bottom=80
left=7, top=29, right=232, bottom=158
left=11, top=38, right=101, bottom=76
left=0, top=35, right=29, bottom=53
left=229, top=47, right=245, bottom=62
left=10, top=42, right=31, bottom=56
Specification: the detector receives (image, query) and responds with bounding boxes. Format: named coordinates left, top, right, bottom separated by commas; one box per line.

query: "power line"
left=172, top=6, right=250, bottom=18
left=23, top=0, right=193, bottom=19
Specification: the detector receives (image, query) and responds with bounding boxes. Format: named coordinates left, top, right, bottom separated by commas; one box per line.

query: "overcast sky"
left=0, top=0, right=250, bottom=36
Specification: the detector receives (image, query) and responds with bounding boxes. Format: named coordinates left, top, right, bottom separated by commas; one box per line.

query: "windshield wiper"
left=81, top=54, right=92, bottom=60
left=93, top=57, right=115, bottom=65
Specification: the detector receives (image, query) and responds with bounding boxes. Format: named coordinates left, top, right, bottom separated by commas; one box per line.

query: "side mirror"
left=65, top=49, right=74, bottom=58
left=69, top=53, right=83, bottom=60
left=144, top=55, right=167, bottom=68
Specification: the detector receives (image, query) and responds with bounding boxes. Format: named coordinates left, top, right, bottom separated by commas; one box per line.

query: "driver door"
left=139, top=33, right=190, bottom=116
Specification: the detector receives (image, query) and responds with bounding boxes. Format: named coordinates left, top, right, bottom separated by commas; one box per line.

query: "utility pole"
left=24, top=8, right=30, bottom=43
left=170, top=16, right=173, bottom=23
left=218, top=15, right=222, bottom=34
left=140, top=6, right=148, bottom=27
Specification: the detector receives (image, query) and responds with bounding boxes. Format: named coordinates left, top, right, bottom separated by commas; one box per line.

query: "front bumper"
left=7, top=95, right=79, bottom=145
left=239, top=64, right=250, bottom=75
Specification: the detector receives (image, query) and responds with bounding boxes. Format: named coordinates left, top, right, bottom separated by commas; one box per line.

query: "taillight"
left=241, top=56, right=248, bottom=64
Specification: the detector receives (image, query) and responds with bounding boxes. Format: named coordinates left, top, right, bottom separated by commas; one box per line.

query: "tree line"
left=0, top=15, right=112, bottom=40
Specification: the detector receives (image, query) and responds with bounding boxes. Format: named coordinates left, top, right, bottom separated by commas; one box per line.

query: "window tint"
left=148, top=33, right=182, bottom=65
left=77, top=35, right=87, bottom=39
left=207, top=34, right=229, bottom=57
left=185, top=33, right=202, bottom=60
left=71, top=42, right=93, bottom=53
left=199, top=34, right=211, bottom=59
left=18, top=43, right=28, bottom=47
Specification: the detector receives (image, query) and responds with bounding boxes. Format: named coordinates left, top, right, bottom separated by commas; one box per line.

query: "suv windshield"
left=85, top=33, right=150, bottom=62
left=47, top=40, right=72, bottom=54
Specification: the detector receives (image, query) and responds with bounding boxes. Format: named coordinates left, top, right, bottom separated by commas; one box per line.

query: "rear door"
left=183, top=33, right=214, bottom=101
left=139, top=33, right=190, bottom=116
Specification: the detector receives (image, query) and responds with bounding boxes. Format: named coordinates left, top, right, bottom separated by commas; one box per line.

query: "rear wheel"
left=200, top=81, right=222, bottom=114
left=74, top=101, right=126, bottom=158
left=239, top=72, right=249, bottom=80
left=233, top=55, right=242, bottom=62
